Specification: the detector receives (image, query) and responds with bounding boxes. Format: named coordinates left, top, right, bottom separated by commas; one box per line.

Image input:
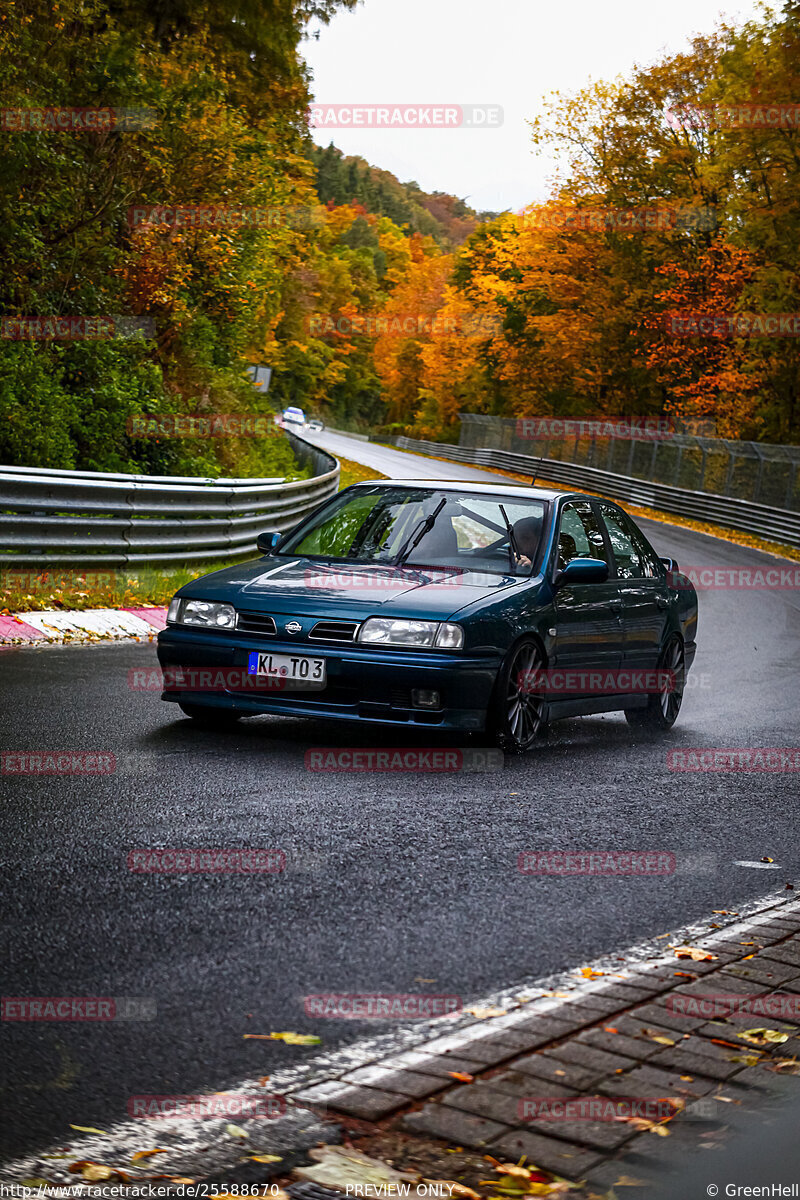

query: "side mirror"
left=660, top=556, right=678, bottom=573
left=554, top=557, right=609, bottom=589
left=256, top=531, right=282, bottom=555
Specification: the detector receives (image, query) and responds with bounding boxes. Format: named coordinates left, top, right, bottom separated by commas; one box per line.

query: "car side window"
left=557, top=502, right=609, bottom=572
left=598, top=504, right=644, bottom=579
left=616, top=511, right=663, bottom=579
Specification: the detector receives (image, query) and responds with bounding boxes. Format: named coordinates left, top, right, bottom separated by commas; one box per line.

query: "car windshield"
left=277, top=485, right=548, bottom=574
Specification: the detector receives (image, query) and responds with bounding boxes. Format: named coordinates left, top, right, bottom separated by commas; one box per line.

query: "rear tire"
left=625, top=634, right=685, bottom=731
left=179, top=703, right=242, bottom=728
left=489, top=638, right=548, bottom=753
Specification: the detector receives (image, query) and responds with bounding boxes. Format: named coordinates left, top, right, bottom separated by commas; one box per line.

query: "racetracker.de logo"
left=305, top=748, right=503, bottom=772
left=127, top=848, right=286, bottom=874
left=127, top=414, right=280, bottom=438
left=518, top=669, right=676, bottom=696
left=518, top=206, right=716, bottom=233
left=666, top=993, right=800, bottom=1019
left=127, top=204, right=325, bottom=230
left=128, top=667, right=287, bottom=692
left=306, top=313, right=501, bottom=338
left=309, top=104, right=503, bottom=129
left=516, top=417, right=675, bottom=441
left=667, top=565, right=800, bottom=590
left=519, top=1096, right=679, bottom=1121
left=1, top=752, right=116, bottom=775
left=128, top=1094, right=285, bottom=1119
left=665, top=102, right=800, bottom=131
left=667, top=748, right=800, bottom=772
left=1, top=316, right=154, bottom=340
left=518, top=851, right=676, bottom=875
left=304, top=994, right=461, bottom=1019
left=2, top=997, right=155, bottom=1020
left=665, top=312, right=800, bottom=337
left=0, top=106, right=155, bottom=132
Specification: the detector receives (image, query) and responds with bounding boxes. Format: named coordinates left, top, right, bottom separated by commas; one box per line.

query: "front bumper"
left=156, top=627, right=501, bottom=732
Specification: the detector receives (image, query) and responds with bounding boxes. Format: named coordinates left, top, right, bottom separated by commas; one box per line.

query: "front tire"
left=625, top=634, right=685, bottom=731
left=179, top=703, right=242, bottom=728
left=489, top=638, right=548, bottom=753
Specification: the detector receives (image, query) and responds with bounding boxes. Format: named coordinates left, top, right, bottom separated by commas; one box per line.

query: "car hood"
left=178, top=556, right=526, bottom=620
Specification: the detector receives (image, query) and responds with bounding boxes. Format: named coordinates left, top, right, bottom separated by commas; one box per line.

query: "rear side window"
left=598, top=504, right=648, bottom=579
left=556, top=501, right=609, bottom=571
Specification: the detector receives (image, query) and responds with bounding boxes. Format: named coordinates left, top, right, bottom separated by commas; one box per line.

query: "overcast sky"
left=303, top=0, right=767, bottom=213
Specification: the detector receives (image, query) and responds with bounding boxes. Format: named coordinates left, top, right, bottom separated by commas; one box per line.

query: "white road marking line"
left=733, top=861, right=782, bottom=869
left=6, top=888, right=799, bottom=1185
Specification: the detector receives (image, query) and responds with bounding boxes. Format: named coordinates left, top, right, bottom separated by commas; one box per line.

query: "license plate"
left=247, top=650, right=326, bottom=689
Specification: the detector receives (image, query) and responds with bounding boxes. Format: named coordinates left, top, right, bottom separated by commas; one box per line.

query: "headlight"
left=357, top=618, right=464, bottom=649
left=167, top=598, right=237, bottom=630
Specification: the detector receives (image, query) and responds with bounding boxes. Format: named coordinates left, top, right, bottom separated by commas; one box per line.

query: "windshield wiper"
left=394, top=497, right=447, bottom=567
left=498, top=503, right=523, bottom=575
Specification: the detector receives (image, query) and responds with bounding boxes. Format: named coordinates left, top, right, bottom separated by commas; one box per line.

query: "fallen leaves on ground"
left=479, top=1160, right=579, bottom=1196
left=613, top=1177, right=648, bottom=1187
left=669, top=945, right=717, bottom=961
left=68, top=1162, right=127, bottom=1181
left=713, top=910, right=739, bottom=916
left=226, top=1124, right=249, bottom=1139
left=131, top=1149, right=169, bottom=1162
left=251, top=1154, right=283, bottom=1163
left=294, top=1145, right=420, bottom=1192
left=69, top=1125, right=108, bottom=1135
left=449, top=1071, right=475, bottom=1082
left=579, top=968, right=605, bottom=979
left=422, top=1181, right=481, bottom=1200
left=764, top=1058, right=800, bottom=1074
left=727, top=1053, right=763, bottom=1066
left=738, top=1028, right=790, bottom=1046
left=244, top=1032, right=322, bottom=1045
left=463, top=1006, right=506, bottom=1019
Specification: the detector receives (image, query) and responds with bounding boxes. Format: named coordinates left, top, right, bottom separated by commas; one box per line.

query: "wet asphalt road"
left=1, top=434, right=799, bottom=1163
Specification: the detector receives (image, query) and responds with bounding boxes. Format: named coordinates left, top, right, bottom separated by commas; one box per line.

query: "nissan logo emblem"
left=284, top=620, right=302, bottom=635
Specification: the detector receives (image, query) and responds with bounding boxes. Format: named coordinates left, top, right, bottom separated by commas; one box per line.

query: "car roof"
left=348, top=478, right=574, bottom=503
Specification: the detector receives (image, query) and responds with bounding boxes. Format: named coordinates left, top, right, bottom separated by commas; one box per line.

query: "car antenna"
left=529, top=456, right=543, bottom=486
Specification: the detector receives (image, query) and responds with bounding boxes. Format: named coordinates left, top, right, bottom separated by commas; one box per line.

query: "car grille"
left=308, top=620, right=360, bottom=643
left=236, top=612, right=277, bottom=637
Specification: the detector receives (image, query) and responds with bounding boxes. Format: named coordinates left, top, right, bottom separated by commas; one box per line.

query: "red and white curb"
left=5, top=888, right=799, bottom=1187
left=0, top=607, right=167, bottom=646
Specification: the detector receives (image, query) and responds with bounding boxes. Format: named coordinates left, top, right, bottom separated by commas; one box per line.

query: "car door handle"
left=656, top=595, right=669, bottom=609
left=609, top=599, right=623, bottom=611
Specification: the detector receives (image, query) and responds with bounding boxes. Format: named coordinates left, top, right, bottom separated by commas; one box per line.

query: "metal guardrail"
left=0, top=431, right=339, bottom=568
left=458, top=413, right=800, bottom=513
left=393, top=436, right=800, bottom=550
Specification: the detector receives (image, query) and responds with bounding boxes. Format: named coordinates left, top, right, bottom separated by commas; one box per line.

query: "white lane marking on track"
left=733, top=860, right=781, bottom=869
left=5, top=889, right=799, bottom=1185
